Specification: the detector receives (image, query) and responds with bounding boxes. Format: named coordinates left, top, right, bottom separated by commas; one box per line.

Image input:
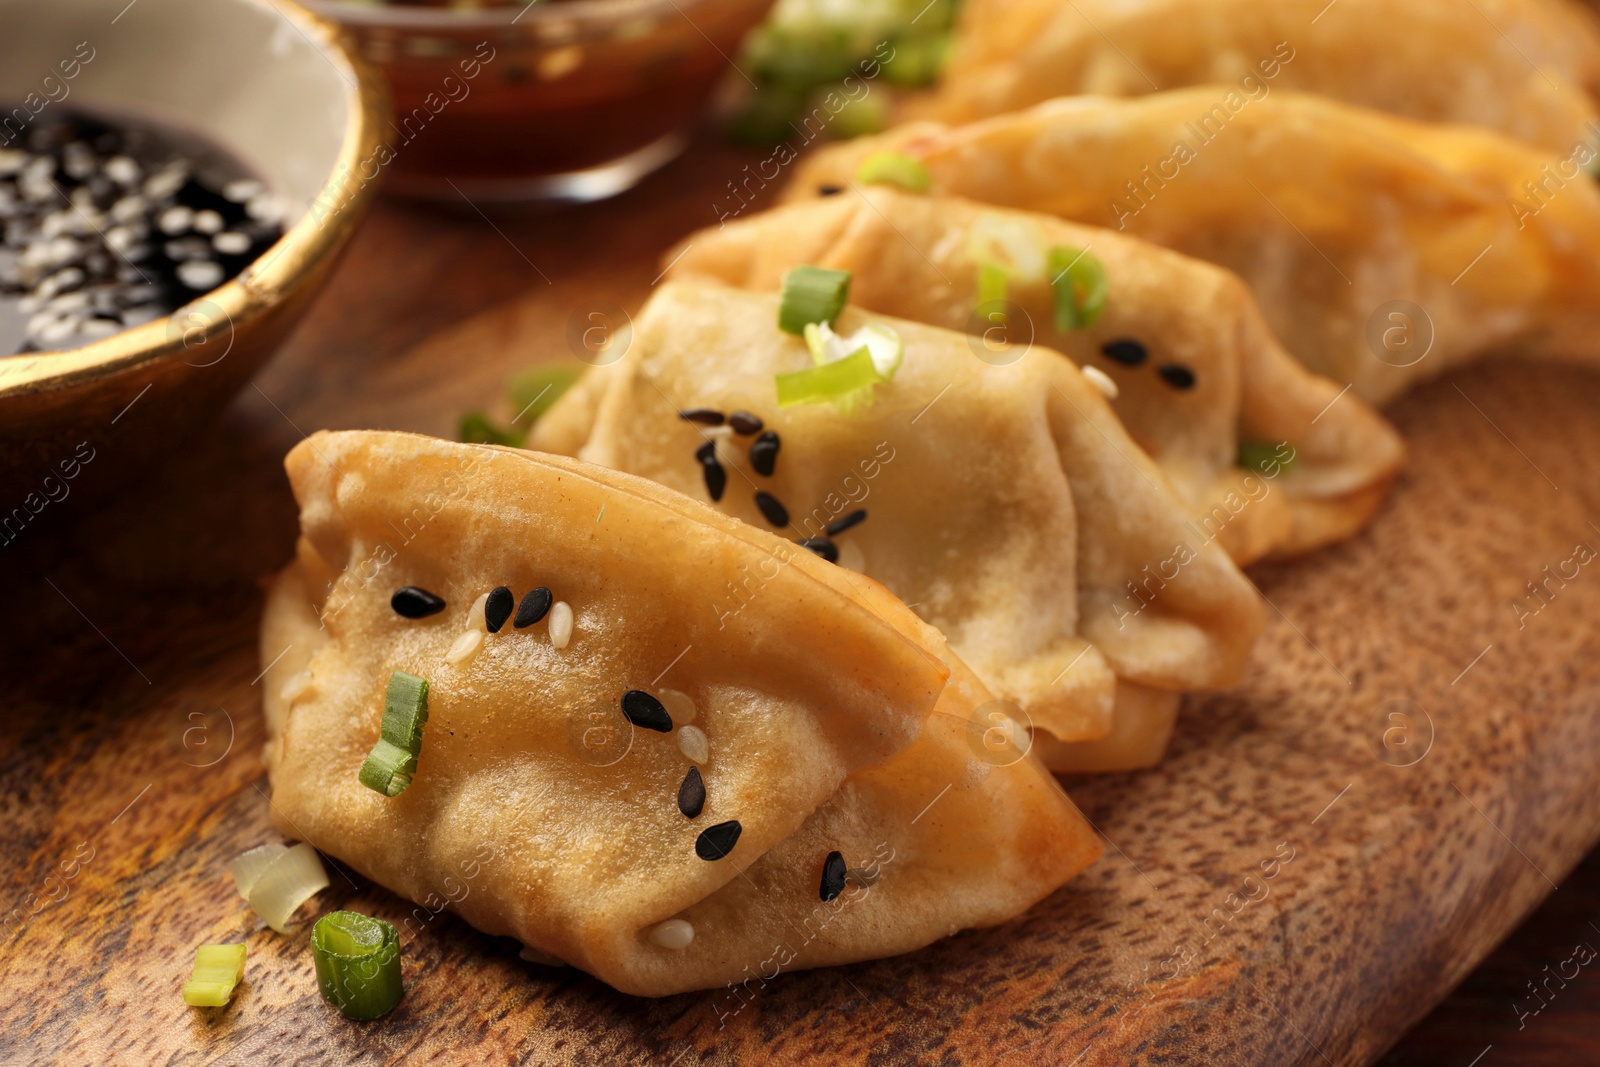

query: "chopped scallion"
left=508, top=364, right=580, bottom=427
left=182, top=943, right=247, bottom=1008
left=246, top=842, right=330, bottom=934
left=1048, top=247, right=1109, bottom=331
left=777, top=347, right=884, bottom=408
left=230, top=842, right=289, bottom=900
left=379, top=672, right=429, bottom=752
left=778, top=266, right=852, bottom=335
left=855, top=151, right=932, bottom=192
left=458, top=411, right=524, bottom=448
left=977, top=261, right=1010, bottom=311
left=360, top=671, right=431, bottom=798
left=359, top=739, right=418, bottom=797
left=311, top=911, right=404, bottom=1021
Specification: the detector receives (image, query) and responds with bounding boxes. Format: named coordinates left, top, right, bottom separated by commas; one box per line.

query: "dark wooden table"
left=3, top=126, right=1599, bottom=1065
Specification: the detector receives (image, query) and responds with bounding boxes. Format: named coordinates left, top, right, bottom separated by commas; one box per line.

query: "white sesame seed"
left=1082, top=364, right=1119, bottom=400
left=192, top=209, right=224, bottom=235
left=176, top=259, right=223, bottom=290
left=647, top=919, right=694, bottom=950
left=549, top=601, right=573, bottom=649
left=76, top=318, right=120, bottom=340
left=677, top=725, right=709, bottom=764
left=109, top=196, right=145, bottom=224
left=223, top=178, right=264, bottom=203
left=445, top=628, right=483, bottom=665
left=212, top=231, right=251, bottom=255
left=279, top=669, right=313, bottom=702
left=246, top=194, right=283, bottom=223
left=142, top=165, right=188, bottom=200
left=158, top=206, right=193, bottom=234
left=466, top=591, right=489, bottom=632
left=104, top=156, right=140, bottom=186
left=657, top=687, right=696, bottom=725
left=120, top=305, right=163, bottom=327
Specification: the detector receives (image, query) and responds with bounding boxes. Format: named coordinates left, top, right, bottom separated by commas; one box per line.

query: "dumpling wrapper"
left=920, top=0, right=1600, bottom=156
left=260, top=429, right=1100, bottom=997
left=787, top=90, right=1600, bottom=405
left=531, top=281, right=1265, bottom=769
left=662, top=189, right=1405, bottom=563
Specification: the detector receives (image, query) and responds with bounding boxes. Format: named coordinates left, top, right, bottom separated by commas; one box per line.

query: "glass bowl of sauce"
left=306, top=0, right=775, bottom=202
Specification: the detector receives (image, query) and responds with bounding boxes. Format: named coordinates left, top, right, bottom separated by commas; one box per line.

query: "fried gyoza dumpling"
left=260, top=430, right=1100, bottom=997
left=530, top=281, right=1264, bottom=771
left=921, top=0, right=1600, bottom=155
left=788, top=91, right=1600, bottom=405
left=662, top=189, right=1405, bottom=564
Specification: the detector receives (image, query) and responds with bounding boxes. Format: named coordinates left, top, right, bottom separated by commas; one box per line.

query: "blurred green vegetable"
left=730, top=0, right=962, bottom=146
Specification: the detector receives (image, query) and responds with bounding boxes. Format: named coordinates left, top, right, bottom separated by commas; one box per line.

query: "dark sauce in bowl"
left=0, top=109, right=287, bottom=355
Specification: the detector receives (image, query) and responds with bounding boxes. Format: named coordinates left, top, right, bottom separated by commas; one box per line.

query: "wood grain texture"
left=1, top=129, right=1598, bottom=1066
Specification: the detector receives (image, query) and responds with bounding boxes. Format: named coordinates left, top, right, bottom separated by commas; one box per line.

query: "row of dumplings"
left=259, top=0, right=1600, bottom=996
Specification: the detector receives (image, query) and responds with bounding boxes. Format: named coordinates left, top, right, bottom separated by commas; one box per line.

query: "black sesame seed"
left=1101, top=339, right=1148, bottom=366
left=514, top=586, right=553, bottom=628
left=820, top=850, right=848, bottom=902
left=825, top=509, right=867, bottom=537
left=749, top=431, right=781, bottom=477
left=485, top=586, right=514, bottom=633
left=696, top=441, right=727, bottom=502
left=754, top=491, right=789, bottom=527
left=621, top=689, right=673, bottom=732
left=695, top=820, right=743, bottom=861
left=679, top=408, right=725, bottom=426
left=818, top=184, right=843, bottom=196
left=677, top=766, right=706, bottom=819
left=728, top=410, right=764, bottom=436
left=800, top=537, right=839, bottom=563
left=1157, top=363, right=1197, bottom=390
left=391, top=586, right=446, bottom=619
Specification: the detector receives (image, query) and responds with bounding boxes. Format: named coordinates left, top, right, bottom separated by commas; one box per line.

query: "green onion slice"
left=359, top=739, right=418, bottom=797
left=361, top=671, right=431, bottom=797
left=969, top=215, right=1046, bottom=281
left=182, top=943, right=247, bottom=1008
left=379, top=671, right=429, bottom=752
left=458, top=411, right=524, bottom=448
left=804, top=320, right=903, bottom=376
left=246, top=841, right=331, bottom=933
left=977, top=261, right=1010, bottom=312
left=1238, top=440, right=1298, bottom=475
left=777, top=347, right=884, bottom=408
left=778, top=265, right=852, bottom=335
left=312, top=911, right=404, bottom=1021
left=508, top=364, right=580, bottom=427
left=855, top=151, right=933, bottom=192
left=230, top=842, right=289, bottom=901
left=1048, top=247, right=1109, bottom=331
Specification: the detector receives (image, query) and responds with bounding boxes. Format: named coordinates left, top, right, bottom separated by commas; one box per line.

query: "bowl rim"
left=303, top=0, right=754, bottom=34
left=0, top=0, right=389, bottom=401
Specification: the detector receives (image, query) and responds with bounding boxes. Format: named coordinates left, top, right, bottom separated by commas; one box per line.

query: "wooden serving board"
left=2, top=133, right=1599, bottom=1067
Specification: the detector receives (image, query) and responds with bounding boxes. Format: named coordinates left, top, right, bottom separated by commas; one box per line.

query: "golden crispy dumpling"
left=663, top=189, right=1405, bottom=563
left=260, top=430, right=1100, bottom=997
left=789, top=91, right=1600, bottom=405
left=922, top=0, right=1600, bottom=155
left=531, top=281, right=1264, bottom=769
